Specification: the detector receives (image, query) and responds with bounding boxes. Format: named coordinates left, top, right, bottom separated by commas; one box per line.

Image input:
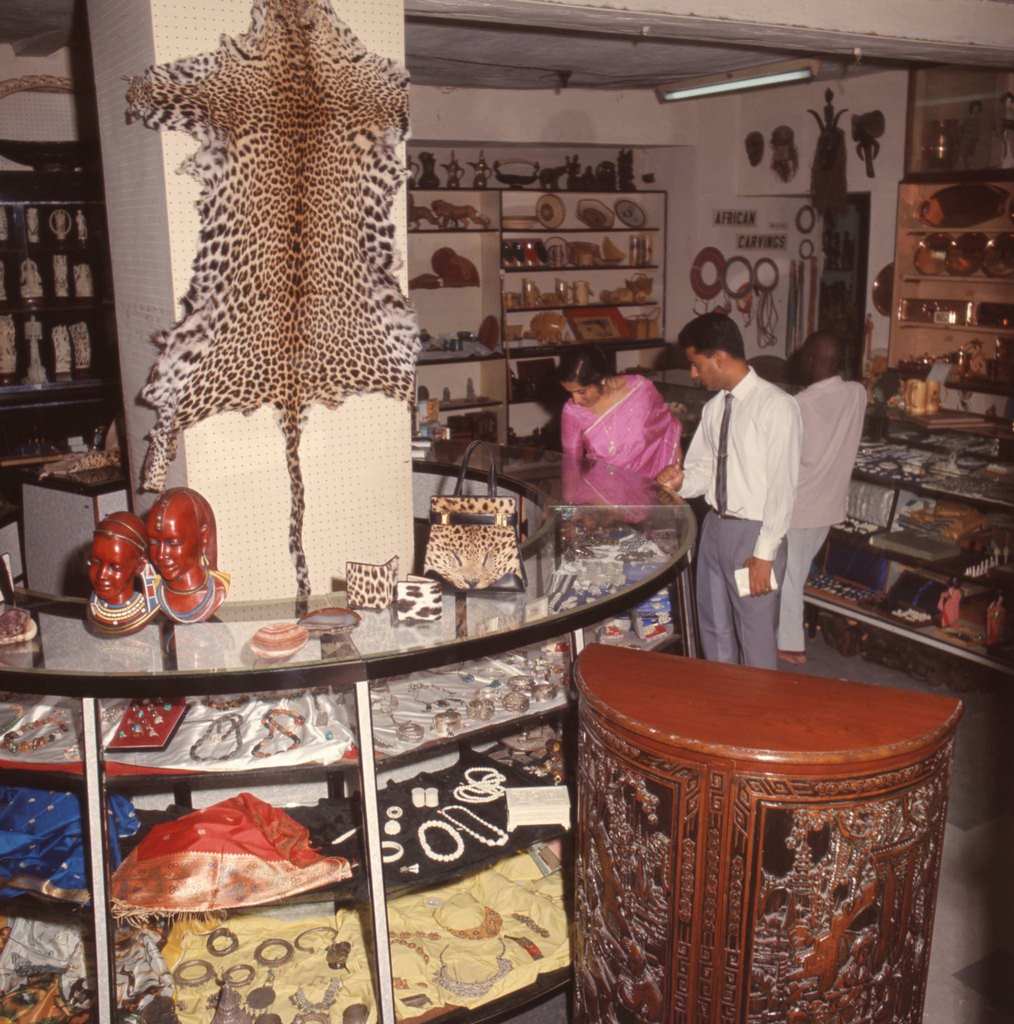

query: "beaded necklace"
left=437, top=804, right=509, bottom=847
left=435, top=941, right=513, bottom=998
left=3, top=713, right=70, bottom=754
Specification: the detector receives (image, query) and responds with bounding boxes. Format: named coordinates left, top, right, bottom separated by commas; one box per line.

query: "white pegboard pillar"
left=87, top=0, right=412, bottom=600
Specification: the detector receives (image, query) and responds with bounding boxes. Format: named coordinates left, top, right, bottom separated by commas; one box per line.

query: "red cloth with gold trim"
left=110, top=792, right=352, bottom=919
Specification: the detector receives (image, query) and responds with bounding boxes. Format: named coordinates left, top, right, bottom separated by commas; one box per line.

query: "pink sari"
left=561, top=375, right=681, bottom=478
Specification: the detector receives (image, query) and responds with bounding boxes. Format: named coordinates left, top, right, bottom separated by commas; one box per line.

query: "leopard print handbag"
left=423, top=442, right=527, bottom=592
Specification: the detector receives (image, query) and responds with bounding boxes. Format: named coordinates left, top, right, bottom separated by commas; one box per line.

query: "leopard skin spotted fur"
left=125, top=0, right=419, bottom=596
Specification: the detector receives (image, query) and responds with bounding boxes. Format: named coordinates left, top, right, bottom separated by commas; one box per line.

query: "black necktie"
left=716, top=392, right=733, bottom=515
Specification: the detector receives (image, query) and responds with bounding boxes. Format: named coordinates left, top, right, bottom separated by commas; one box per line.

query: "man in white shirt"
left=777, top=332, right=867, bottom=664
left=658, top=313, right=801, bottom=669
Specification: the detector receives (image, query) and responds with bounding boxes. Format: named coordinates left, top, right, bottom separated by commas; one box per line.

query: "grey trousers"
left=695, top=512, right=787, bottom=670
left=777, top=524, right=830, bottom=652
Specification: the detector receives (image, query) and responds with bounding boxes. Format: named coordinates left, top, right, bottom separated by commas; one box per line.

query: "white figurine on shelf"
left=20, top=257, right=43, bottom=300
left=73, top=262, right=93, bottom=298
left=51, top=325, right=71, bottom=378
left=53, top=254, right=68, bottom=298
left=23, top=315, right=47, bottom=385
left=75, top=209, right=87, bottom=242
left=0, top=315, right=15, bottom=382
left=0, top=261, right=5, bottom=302
left=0, top=207, right=7, bottom=242
left=70, top=321, right=91, bottom=374
left=25, top=207, right=39, bottom=243
left=48, top=208, right=71, bottom=241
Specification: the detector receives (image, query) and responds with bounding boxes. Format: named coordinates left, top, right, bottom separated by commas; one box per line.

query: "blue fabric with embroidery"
left=0, top=787, right=139, bottom=902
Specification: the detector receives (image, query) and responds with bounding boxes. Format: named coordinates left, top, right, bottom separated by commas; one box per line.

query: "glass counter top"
left=0, top=448, right=695, bottom=696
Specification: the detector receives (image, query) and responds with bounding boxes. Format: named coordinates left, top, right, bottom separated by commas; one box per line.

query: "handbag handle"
left=453, top=440, right=497, bottom=497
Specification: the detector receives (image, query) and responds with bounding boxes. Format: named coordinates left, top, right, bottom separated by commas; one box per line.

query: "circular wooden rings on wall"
left=690, top=246, right=725, bottom=300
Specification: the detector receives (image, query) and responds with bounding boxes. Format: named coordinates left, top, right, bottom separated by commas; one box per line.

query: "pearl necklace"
left=417, top=819, right=465, bottom=863
left=454, top=766, right=507, bottom=804
left=437, top=804, right=509, bottom=847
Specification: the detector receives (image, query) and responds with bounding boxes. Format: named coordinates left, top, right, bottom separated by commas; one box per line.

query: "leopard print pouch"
left=346, top=555, right=399, bottom=610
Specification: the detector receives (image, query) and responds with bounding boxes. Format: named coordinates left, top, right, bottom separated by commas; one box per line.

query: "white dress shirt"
left=792, top=375, right=867, bottom=528
left=679, top=367, right=802, bottom=561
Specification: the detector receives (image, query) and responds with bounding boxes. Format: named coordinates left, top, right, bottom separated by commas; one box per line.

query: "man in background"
left=658, top=313, right=801, bottom=669
left=777, top=331, right=867, bottom=665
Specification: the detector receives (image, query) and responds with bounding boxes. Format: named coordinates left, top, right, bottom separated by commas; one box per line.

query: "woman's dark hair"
left=558, top=346, right=610, bottom=387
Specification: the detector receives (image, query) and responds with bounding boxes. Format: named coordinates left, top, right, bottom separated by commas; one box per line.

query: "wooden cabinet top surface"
left=575, top=644, right=962, bottom=767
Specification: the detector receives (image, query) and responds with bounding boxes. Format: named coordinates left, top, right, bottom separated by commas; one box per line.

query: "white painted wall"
left=411, top=69, right=910, bottom=364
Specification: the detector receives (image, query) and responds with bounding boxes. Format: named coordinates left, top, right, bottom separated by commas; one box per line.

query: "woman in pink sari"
left=559, top=346, right=682, bottom=478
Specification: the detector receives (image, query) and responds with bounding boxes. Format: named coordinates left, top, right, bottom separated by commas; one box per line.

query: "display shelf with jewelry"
left=0, top=445, right=695, bottom=1024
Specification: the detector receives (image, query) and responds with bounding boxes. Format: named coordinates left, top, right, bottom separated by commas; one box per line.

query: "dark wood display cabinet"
left=0, top=450, right=696, bottom=1024
left=574, top=643, right=962, bottom=1024
left=0, top=171, right=120, bottom=468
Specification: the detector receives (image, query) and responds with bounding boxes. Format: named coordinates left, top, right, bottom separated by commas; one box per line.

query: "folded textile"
left=0, top=787, right=138, bottom=903
left=110, top=792, right=352, bottom=921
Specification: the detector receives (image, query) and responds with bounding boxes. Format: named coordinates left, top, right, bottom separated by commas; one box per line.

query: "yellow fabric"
left=387, top=851, right=569, bottom=1019
left=163, top=851, right=570, bottom=1023
left=166, top=908, right=375, bottom=1024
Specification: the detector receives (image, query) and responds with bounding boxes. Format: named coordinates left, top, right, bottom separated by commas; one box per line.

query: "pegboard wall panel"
left=184, top=397, right=412, bottom=600
left=88, top=1, right=186, bottom=503
left=93, top=0, right=413, bottom=598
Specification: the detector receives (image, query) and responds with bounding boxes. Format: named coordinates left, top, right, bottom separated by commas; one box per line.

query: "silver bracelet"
left=417, top=819, right=465, bottom=862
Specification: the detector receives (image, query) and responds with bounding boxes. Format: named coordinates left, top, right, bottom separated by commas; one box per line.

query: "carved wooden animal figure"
left=430, top=199, right=489, bottom=229
left=408, top=194, right=438, bottom=230
left=125, top=0, right=418, bottom=596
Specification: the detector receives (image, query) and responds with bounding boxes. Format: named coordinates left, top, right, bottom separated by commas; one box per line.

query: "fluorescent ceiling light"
left=656, top=60, right=818, bottom=103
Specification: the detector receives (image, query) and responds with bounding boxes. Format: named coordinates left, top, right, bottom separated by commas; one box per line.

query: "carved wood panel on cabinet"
left=573, top=644, right=962, bottom=1024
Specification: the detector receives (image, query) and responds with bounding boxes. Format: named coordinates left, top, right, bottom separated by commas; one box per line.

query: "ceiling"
left=0, top=0, right=1000, bottom=90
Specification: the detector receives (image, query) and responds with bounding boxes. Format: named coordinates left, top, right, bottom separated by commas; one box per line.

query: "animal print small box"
left=346, top=556, right=398, bottom=610
left=395, top=575, right=442, bottom=623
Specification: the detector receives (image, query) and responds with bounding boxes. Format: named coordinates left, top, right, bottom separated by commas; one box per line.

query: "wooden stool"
left=573, top=643, right=962, bottom=1023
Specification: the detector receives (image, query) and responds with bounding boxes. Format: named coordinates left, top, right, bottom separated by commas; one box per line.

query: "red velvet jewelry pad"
left=107, top=698, right=189, bottom=752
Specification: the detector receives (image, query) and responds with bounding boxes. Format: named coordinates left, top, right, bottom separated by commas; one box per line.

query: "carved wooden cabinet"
left=573, top=643, right=963, bottom=1024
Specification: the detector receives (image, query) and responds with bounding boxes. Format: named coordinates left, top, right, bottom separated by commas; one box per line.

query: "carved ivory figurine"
left=86, top=512, right=160, bottom=636
left=145, top=488, right=230, bottom=623
left=20, top=258, right=43, bottom=300
left=0, top=315, right=15, bottom=383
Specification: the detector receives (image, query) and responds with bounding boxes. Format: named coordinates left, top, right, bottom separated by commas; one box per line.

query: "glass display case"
left=0, top=448, right=696, bottom=1024
left=906, top=67, right=1014, bottom=179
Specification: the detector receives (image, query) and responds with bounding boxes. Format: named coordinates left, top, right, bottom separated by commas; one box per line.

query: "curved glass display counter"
left=0, top=446, right=696, bottom=1024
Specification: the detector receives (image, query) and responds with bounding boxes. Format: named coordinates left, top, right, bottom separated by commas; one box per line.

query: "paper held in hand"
left=506, top=785, right=572, bottom=832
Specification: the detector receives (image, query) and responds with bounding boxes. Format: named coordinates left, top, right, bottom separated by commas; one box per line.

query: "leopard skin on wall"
left=125, top=0, right=419, bottom=595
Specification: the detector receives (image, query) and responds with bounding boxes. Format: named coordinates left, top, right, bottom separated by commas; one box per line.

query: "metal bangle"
left=799, top=238, right=815, bottom=260
left=222, top=963, right=256, bottom=987
left=207, top=926, right=240, bottom=957
left=172, top=959, right=217, bottom=988
left=254, top=938, right=295, bottom=968
left=295, top=927, right=338, bottom=953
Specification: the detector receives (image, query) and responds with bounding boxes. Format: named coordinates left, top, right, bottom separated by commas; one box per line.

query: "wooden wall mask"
left=126, top=0, right=418, bottom=596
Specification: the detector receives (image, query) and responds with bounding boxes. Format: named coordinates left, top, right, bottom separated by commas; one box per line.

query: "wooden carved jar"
left=573, top=644, right=962, bottom=1024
